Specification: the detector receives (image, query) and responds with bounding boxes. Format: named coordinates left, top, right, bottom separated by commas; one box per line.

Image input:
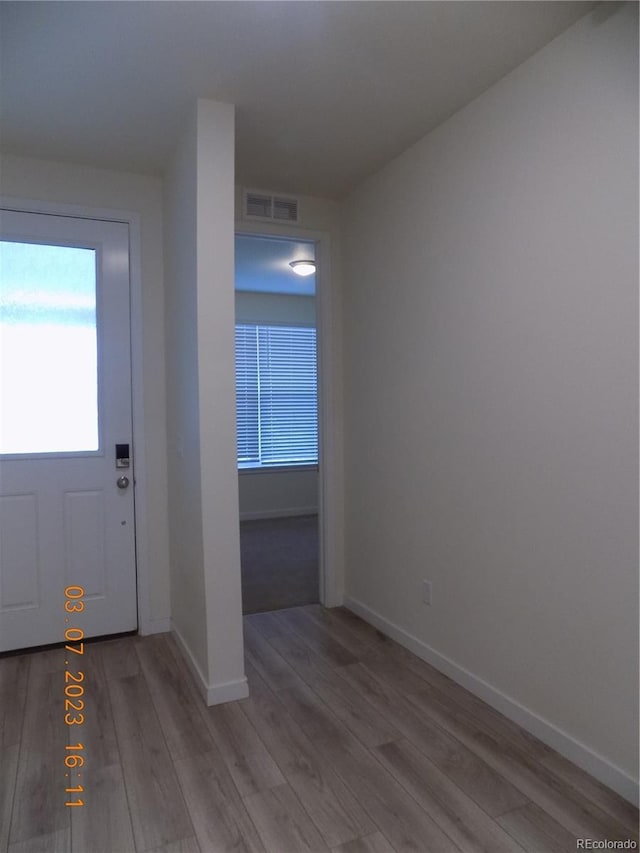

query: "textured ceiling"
left=0, top=1, right=595, bottom=198
left=235, top=235, right=316, bottom=296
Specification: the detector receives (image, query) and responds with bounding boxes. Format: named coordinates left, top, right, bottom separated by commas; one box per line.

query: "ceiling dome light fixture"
left=289, top=260, right=316, bottom=277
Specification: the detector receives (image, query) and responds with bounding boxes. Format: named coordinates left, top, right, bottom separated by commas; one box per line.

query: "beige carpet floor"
left=240, top=514, right=319, bottom=614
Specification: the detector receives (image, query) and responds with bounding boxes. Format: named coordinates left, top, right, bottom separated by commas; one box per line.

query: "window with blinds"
left=235, top=324, right=318, bottom=468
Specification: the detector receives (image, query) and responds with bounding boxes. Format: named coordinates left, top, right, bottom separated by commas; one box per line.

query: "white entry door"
left=0, top=209, right=137, bottom=652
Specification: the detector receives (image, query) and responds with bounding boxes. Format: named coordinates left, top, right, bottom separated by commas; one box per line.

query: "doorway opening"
left=234, top=233, right=320, bottom=614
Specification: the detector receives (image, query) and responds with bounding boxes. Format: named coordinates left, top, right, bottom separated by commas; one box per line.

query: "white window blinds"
left=235, top=325, right=259, bottom=465
left=235, top=324, right=318, bottom=468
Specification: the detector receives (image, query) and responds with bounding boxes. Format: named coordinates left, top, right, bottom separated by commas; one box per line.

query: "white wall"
left=238, top=470, right=318, bottom=520
left=165, top=100, right=246, bottom=703
left=342, top=3, right=638, bottom=800
left=235, top=289, right=318, bottom=519
left=164, top=109, right=208, bottom=676
left=235, top=291, right=316, bottom=327
left=196, top=100, right=246, bottom=700
left=0, top=153, right=171, bottom=634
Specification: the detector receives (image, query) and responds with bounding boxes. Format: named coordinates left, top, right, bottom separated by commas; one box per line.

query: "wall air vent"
left=243, top=190, right=300, bottom=224
left=273, top=197, right=299, bottom=222
left=245, top=192, right=272, bottom=219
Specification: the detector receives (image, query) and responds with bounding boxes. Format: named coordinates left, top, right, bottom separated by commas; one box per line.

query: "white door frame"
left=0, top=195, right=154, bottom=633
left=235, top=223, right=342, bottom=607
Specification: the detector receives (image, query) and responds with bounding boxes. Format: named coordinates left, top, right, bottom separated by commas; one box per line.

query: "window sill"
left=238, top=464, right=319, bottom=476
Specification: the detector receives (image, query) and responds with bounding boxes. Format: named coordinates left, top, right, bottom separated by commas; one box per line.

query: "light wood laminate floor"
left=1, top=605, right=637, bottom=852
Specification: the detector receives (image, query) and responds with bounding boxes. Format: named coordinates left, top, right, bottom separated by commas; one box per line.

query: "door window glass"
left=0, top=241, right=99, bottom=454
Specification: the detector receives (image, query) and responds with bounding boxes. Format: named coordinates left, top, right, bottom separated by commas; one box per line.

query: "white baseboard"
left=171, top=621, right=249, bottom=706
left=139, top=617, right=171, bottom=635
left=204, top=676, right=250, bottom=705
left=240, top=507, right=318, bottom=521
left=343, top=596, right=639, bottom=807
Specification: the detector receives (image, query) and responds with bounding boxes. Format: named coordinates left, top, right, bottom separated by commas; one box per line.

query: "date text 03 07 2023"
left=63, top=585, right=86, bottom=808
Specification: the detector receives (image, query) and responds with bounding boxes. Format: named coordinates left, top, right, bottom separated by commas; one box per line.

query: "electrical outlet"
left=422, top=580, right=432, bottom=606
